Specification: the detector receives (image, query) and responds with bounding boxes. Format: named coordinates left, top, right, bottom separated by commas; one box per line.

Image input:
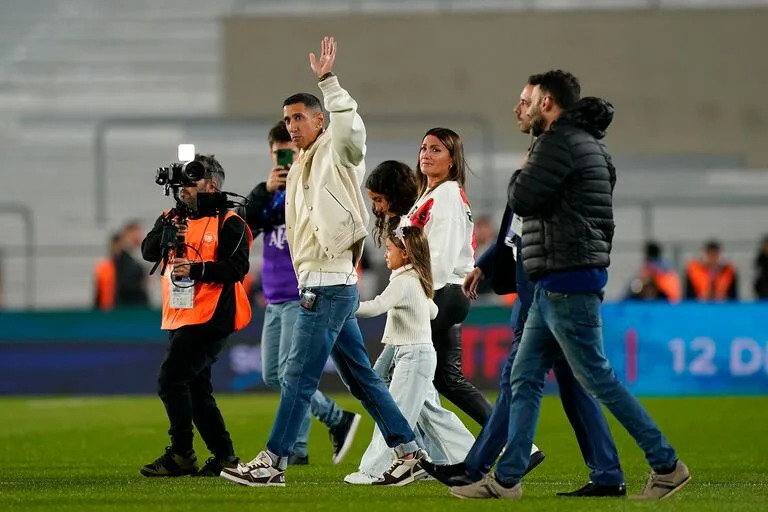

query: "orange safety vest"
left=686, top=260, right=735, bottom=301
left=242, top=272, right=253, bottom=297
left=653, top=271, right=682, bottom=303
left=641, top=263, right=682, bottom=303
left=502, top=292, right=518, bottom=306
left=161, top=211, right=253, bottom=331
left=93, top=258, right=116, bottom=311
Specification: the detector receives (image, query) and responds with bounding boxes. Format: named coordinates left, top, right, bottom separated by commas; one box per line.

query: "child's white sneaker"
left=344, top=471, right=379, bottom=485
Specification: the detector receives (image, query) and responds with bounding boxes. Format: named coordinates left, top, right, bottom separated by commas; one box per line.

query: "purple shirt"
left=260, top=191, right=299, bottom=304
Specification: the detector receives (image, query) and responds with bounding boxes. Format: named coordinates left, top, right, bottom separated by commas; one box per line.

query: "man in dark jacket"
left=114, top=221, right=150, bottom=307
left=454, top=70, right=689, bottom=501
left=139, top=154, right=252, bottom=478
left=424, top=76, right=625, bottom=498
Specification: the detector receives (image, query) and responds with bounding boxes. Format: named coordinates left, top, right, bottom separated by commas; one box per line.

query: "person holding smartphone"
left=238, top=121, right=361, bottom=467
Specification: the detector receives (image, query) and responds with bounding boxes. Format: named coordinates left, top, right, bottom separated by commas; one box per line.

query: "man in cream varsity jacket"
left=222, top=36, right=424, bottom=488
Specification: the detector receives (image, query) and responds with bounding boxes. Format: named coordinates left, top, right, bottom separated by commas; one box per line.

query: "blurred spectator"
left=246, top=267, right=266, bottom=310
left=685, top=240, right=738, bottom=301
left=753, top=235, right=768, bottom=299
left=474, top=216, right=496, bottom=254
left=626, top=241, right=681, bottom=302
left=242, top=271, right=255, bottom=303
left=356, top=244, right=375, bottom=299
left=473, top=216, right=497, bottom=298
left=114, top=220, right=150, bottom=307
left=93, top=232, right=122, bottom=311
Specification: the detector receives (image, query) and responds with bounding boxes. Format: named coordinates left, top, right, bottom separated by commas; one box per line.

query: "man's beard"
left=181, top=195, right=197, bottom=211
left=516, top=117, right=531, bottom=135
left=530, top=115, right=546, bottom=137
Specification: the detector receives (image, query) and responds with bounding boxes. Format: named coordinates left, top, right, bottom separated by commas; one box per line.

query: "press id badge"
left=170, top=274, right=195, bottom=309
left=510, top=214, right=524, bottom=236
left=504, top=214, right=524, bottom=247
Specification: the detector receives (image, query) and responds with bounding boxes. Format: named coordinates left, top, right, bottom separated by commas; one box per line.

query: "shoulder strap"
left=215, top=210, right=227, bottom=260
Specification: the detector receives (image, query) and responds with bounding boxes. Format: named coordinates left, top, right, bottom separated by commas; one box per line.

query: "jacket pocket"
left=324, top=186, right=351, bottom=217
left=322, top=186, right=362, bottom=256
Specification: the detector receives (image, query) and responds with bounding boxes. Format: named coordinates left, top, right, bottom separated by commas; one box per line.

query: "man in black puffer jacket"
left=457, top=70, right=690, bottom=501
left=512, top=91, right=616, bottom=279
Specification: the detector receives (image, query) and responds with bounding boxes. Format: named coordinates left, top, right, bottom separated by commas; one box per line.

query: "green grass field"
left=1, top=394, right=767, bottom=511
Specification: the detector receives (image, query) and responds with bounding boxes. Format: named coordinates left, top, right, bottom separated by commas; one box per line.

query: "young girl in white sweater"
left=344, top=226, right=474, bottom=486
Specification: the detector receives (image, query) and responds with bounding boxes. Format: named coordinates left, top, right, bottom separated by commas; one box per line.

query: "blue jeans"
left=465, top=299, right=624, bottom=485
left=261, top=300, right=343, bottom=458
left=495, top=286, right=678, bottom=484
left=266, top=285, right=418, bottom=458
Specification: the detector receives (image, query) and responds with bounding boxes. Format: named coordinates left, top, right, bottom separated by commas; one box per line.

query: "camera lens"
left=182, top=161, right=205, bottom=183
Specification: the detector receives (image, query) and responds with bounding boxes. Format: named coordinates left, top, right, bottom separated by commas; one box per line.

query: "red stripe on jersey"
left=459, top=188, right=477, bottom=255
left=410, top=198, right=434, bottom=229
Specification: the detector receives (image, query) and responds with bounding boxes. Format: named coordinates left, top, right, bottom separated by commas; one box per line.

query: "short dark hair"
left=268, top=120, right=291, bottom=147
left=283, top=93, right=322, bottom=112
left=528, top=70, right=581, bottom=110
left=194, top=153, right=225, bottom=188
left=645, top=241, right=662, bottom=260
left=704, top=239, right=721, bottom=252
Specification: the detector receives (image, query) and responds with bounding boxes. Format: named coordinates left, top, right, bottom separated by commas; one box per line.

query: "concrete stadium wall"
left=222, top=8, right=768, bottom=167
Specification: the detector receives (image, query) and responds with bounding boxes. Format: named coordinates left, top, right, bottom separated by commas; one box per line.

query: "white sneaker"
left=220, top=451, right=285, bottom=487
left=344, top=471, right=379, bottom=485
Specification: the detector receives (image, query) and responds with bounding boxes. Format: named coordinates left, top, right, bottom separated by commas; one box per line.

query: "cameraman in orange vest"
left=139, top=154, right=253, bottom=478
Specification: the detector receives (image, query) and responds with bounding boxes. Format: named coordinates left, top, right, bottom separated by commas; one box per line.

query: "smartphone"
left=299, top=289, right=317, bottom=311
left=276, top=148, right=294, bottom=169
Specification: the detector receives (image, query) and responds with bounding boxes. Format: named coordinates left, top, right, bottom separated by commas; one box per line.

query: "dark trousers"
left=464, top=299, right=624, bottom=485
left=158, top=323, right=234, bottom=458
left=431, top=284, right=493, bottom=425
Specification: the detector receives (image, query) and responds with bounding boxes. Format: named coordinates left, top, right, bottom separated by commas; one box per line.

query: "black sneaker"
left=195, top=455, right=239, bottom=477
left=524, top=450, right=546, bottom=477
left=288, top=453, right=309, bottom=466
left=421, top=461, right=477, bottom=487
left=329, top=411, right=361, bottom=464
left=140, top=446, right=198, bottom=477
left=557, top=481, right=627, bottom=497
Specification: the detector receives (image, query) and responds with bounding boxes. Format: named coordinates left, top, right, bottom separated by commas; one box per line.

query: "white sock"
left=530, top=443, right=540, bottom=455
left=266, top=450, right=287, bottom=471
